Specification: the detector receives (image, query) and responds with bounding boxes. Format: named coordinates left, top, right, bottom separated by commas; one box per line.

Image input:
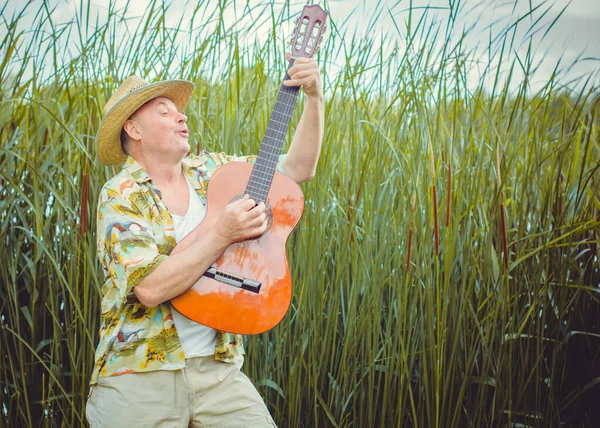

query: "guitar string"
left=249, top=95, right=297, bottom=199
left=246, top=71, right=300, bottom=201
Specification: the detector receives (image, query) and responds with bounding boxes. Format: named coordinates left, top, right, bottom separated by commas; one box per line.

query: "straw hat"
left=96, top=75, right=195, bottom=165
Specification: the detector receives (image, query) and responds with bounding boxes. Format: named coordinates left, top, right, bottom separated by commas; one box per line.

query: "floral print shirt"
left=91, top=151, right=287, bottom=384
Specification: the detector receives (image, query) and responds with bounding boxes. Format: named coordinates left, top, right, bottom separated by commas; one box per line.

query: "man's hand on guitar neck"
left=283, top=52, right=323, bottom=100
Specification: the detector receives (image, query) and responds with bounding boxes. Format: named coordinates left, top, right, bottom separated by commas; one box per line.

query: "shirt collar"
left=122, top=153, right=209, bottom=184
left=181, top=152, right=208, bottom=171
left=122, top=157, right=150, bottom=184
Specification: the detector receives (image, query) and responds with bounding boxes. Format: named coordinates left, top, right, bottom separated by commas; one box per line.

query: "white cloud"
left=2, top=0, right=599, bottom=94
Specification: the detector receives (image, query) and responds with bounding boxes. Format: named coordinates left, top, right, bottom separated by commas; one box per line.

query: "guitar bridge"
left=204, top=267, right=262, bottom=293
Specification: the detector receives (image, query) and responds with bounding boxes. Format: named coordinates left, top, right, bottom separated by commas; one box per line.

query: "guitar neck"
left=245, top=59, right=300, bottom=203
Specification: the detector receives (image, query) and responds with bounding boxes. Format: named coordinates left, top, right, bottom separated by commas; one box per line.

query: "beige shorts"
left=86, top=356, right=276, bottom=427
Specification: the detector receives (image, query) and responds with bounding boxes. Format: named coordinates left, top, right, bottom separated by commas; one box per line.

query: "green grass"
left=1, top=0, right=599, bottom=426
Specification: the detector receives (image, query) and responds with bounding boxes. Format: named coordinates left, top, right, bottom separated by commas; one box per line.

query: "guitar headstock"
left=289, top=5, right=328, bottom=59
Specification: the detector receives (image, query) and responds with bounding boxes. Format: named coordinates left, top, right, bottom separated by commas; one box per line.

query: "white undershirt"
left=169, top=176, right=217, bottom=358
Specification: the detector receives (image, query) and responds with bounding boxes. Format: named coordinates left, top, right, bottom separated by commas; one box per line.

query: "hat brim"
left=96, top=80, right=195, bottom=166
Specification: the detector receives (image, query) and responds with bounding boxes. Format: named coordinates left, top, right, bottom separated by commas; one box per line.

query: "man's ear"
left=123, top=119, right=141, bottom=141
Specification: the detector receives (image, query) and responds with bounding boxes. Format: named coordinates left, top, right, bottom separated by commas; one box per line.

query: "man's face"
left=126, top=96, right=190, bottom=160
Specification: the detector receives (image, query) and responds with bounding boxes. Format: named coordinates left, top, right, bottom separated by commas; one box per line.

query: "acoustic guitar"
left=170, top=5, right=328, bottom=335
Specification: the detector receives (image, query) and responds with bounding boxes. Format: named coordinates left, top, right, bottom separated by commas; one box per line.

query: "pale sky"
left=3, top=0, right=600, bottom=94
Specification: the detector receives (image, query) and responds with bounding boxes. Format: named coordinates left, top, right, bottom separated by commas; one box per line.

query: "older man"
left=86, top=54, right=323, bottom=427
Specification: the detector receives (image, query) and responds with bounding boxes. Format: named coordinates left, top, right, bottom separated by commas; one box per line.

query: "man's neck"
left=133, top=154, right=185, bottom=188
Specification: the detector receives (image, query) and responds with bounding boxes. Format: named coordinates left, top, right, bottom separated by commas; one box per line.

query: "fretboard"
left=245, top=59, right=300, bottom=202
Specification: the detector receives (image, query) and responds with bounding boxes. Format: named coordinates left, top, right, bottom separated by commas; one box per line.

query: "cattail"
left=496, top=148, right=509, bottom=269
left=430, top=145, right=439, bottom=256
left=79, top=166, right=89, bottom=238
left=446, top=162, right=452, bottom=228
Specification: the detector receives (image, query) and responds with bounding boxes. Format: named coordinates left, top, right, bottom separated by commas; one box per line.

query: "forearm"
left=133, top=195, right=268, bottom=307
left=134, top=229, right=229, bottom=307
left=285, top=94, right=324, bottom=183
left=169, top=222, right=205, bottom=255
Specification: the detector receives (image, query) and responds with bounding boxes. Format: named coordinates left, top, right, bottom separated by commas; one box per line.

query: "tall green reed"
left=1, top=0, right=599, bottom=427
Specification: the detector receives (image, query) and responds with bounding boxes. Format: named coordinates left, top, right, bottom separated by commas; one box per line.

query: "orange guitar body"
left=170, top=162, right=304, bottom=335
